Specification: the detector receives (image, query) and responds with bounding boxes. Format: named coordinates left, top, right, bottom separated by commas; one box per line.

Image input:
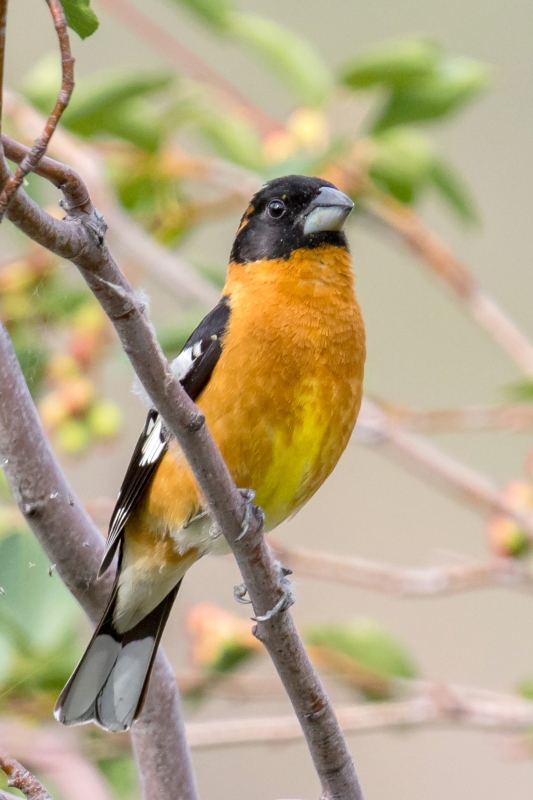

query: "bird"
left=55, top=174, right=366, bottom=733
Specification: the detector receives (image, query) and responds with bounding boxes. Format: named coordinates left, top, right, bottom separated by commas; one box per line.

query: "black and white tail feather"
left=55, top=297, right=231, bottom=732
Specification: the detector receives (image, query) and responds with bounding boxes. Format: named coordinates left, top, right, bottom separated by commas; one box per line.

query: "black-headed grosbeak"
left=55, top=175, right=366, bottom=732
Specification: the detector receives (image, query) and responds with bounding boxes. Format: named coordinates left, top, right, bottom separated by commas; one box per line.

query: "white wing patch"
left=139, top=416, right=164, bottom=466
left=171, top=347, right=195, bottom=382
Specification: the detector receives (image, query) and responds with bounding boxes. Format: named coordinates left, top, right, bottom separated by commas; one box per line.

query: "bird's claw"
left=253, top=560, right=294, bottom=622
left=234, top=581, right=252, bottom=605
left=235, top=488, right=258, bottom=541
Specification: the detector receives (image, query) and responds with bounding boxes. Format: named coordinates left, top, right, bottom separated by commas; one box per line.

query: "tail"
left=55, top=580, right=181, bottom=732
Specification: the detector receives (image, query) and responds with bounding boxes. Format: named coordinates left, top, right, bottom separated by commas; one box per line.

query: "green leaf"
left=166, top=0, right=233, bottom=31
left=24, top=59, right=174, bottom=149
left=60, top=0, right=99, bottom=39
left=0, top=530, right=80, bottom=654
left=372, top=57, right=491, bottom=132
left=505, top=379, right=533, bottom=403
left=340, top=38, right=440, bottom=89
left=306, top=619, right=417, bottom=697
left=370, top=127, right=435, bottom=203
left=158, top=313, right=205, bottom=355
left=98, top=756, right=139, bottom=799
left=0, top=471, right=11, bottom=502
left=429, top=158, right=479, bottom=224
left=518, top=677, right=533, bottom=700
left=64, top=72, right=175, bottom=129
left=227, top=12, right=333, bottom=107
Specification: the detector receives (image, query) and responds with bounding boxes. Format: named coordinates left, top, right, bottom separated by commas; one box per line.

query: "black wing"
left=99, top=296, right=231, bottom=576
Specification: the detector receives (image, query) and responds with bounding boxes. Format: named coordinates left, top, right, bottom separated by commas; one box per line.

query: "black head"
left=230, top=175, right=354, bottom=264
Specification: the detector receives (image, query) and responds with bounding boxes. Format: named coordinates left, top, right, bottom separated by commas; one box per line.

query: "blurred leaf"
left=166, top=0, right=233, bottom=31
left=0, top=471, right=11, bottom=502
left=11, top=334, right=47, bottom=395
left=429, top=158, right=479, bottom=223
left=340, top=38, right=440, bottom=89
left=372, top=57, right=491, bottom=132
left=0, top=635, right=14, bottom=686
left=98, top=102, right=167, bottom=152
left=506, top=379, right=533, bottom=403
left=24, top=60, right=174, bottom=149
left=87, top=400, right=122, bottom=439
left=0, top=529, right=79, bottom=653
left=37, top=283, right=88, bottom=321
left=370, top=127, right=435, bottom=203
left=60, top=0, right=99, bottom=39
left=518, top=677, right=533, bottom=701
left=158, top=313, right=205, bottom=356
left=306, top=619, right=417, bottom=699
left=55, top=418, right=92, bottom=454
left=197, top=110, right=263, bottom=170
left=228, top=12, right=333, bottom=107
left=98, top=756, right=139, bottom=799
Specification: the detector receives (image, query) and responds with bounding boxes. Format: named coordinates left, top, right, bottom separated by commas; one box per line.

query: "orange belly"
left=135, top=244, right=365, bottom=536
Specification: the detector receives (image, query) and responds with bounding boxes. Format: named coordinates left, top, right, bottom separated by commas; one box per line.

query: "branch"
left=0, top=752, right=52, bottom=800
left=0, top=326, right=198, bottom=800
left=271, top=539, right=533, bottom=596
left=355, top=399, right=533, bottom=540
left=0, top=721, right=112, bottom=800
left=0, top=0, right=6, bottom=136
left=2, top=96, right=220, bottom=308
left=373, top=401, right=533, bottom=434
left=0, top=153, right=363, bottom=799
left=183, top=683, right=533, bottom=749
left=0, top=1, right=74, bottom=219
left=362, top=193, right=533, bottom=377
left=93, top=0, right=282, bottom=137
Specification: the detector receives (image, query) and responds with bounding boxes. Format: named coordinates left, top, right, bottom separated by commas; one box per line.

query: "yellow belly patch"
left=254, top=381, right=329, bottom=529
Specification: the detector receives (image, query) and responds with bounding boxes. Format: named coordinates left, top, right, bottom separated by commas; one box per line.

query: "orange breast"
left=139, top=244, right=365, bottom=534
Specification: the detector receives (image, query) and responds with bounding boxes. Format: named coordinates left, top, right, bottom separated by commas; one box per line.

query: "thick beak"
left=302, top=186, right=354, bottom=236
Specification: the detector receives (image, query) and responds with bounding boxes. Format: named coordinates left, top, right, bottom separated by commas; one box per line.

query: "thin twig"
left=0, top=137, right=363, bottom=800
left=271, top=539, right=533, bottom=596
left=0, top=752, right=52, bottom=800
left=1, top=106, right=220, bottom=308
left=0, top=0, right=7, bottom=138
left=94, top=0, right=282, bottom=137
left=362, top=193, right=533, bottom=377
left=0, top=1, right=74, bottom=219
left=355, top=399, right=533, bottom=540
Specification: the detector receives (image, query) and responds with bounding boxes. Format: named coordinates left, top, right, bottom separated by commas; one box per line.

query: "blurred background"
left=1, top=0, right=533, bottom=797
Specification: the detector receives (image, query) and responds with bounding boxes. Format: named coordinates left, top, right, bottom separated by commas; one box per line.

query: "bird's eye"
left=267, top=199, right=286, bottom=219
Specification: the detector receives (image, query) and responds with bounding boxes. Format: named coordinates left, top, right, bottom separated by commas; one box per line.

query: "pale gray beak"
left=302, top=186, right=354, bottom=235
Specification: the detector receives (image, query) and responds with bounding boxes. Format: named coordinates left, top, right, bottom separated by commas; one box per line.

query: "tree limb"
left=0, top=326, right=198, bottom=800
left=0, top=752, right=53, bottom=800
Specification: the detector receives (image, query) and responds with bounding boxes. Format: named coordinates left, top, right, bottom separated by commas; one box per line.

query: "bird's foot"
left=253, top=560, right=294, bottom=623
left=235, top=488, right=259, bottom=541
left=234, top=581, right=252, bottom=605
left=208, top=520, right=222, bottom=540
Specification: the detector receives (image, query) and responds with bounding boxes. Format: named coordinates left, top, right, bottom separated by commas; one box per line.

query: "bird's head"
left=230, top=175, right=354, bottom=264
